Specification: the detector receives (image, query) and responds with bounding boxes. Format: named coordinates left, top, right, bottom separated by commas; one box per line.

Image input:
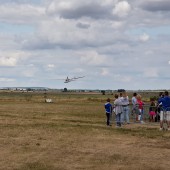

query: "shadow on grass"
left=114, top=127, right=170, bottom=139
left=1, top=117, right=170, bottom=140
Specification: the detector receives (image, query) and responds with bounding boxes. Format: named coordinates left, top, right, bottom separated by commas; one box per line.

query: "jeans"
left=116, top=113, right=122, bottom=126
left=138, top=109, right=144, bottom=121
left=121, top=106, right=129, bottom=123
left=106, top=112, right=111, bottom=125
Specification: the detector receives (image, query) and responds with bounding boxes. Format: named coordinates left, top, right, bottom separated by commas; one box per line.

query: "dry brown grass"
left=0, top=91, right=170, bottom=170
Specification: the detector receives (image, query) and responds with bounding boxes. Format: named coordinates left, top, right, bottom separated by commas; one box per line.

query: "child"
left=104, top=98, right=112, bottom=126
left=149, top=98, right=156, bottom=122
left=136, top=94, right=145, bottom=123
left=114, top=94, right=123, bottom=127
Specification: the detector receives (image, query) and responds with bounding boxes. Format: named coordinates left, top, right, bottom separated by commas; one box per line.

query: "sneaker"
left=140, top=121, right=145, bottom=124
left=159, top=128, right=163, bottom=131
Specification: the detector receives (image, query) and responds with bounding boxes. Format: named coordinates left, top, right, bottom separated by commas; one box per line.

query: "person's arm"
left=158, top=97, right=163, bottom=104
left=132, top=98, right=136, bottom=105
left=110, top=104, right=113, bottom=113
left=117, top=99, right=123, bottom=106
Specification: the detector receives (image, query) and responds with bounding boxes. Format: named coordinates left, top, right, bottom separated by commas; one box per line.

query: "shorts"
left=149, top=111, right=156, bottom=116
left=160, top=111, right=170, bottom=121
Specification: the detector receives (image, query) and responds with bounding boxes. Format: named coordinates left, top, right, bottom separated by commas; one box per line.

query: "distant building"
left=117, top=89, right=125, bottom=92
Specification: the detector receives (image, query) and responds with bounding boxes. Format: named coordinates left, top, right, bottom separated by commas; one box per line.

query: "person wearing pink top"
left=136, top=94, right=145, bottom=124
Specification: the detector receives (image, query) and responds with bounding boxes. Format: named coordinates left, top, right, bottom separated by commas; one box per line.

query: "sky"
left=0, top=0, right=170, bottom=90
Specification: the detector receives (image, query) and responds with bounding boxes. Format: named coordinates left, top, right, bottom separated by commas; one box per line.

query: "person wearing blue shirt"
left=104, top=98, right=113, bottom=126
left=158, top=91, right=170, bottom=130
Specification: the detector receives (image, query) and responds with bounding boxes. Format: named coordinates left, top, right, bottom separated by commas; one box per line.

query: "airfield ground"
left=0, top=91, right=170, bottom=170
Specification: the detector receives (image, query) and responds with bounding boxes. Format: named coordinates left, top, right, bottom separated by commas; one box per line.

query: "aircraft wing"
left=73, top=76, right=85, bottom=79
left=64, top=79, right=76, bottom=83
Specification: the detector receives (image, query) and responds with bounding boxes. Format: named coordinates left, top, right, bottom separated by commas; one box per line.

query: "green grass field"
left=0, top=91, right=170, bottom=170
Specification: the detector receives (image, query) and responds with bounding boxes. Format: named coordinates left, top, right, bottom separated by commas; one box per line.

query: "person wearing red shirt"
left=136, top=94, right=145, bottom=123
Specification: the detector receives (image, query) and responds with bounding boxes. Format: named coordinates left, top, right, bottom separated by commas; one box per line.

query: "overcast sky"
left=0, top=0, right=170, bottom=90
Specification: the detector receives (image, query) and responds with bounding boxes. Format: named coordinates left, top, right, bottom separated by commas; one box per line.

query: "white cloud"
left=0, top=78, right=15, bottom=82
left=101, top=0, right=117, bottom=6
left=111, top=21, right=124, bottom=29
left=139, top=33, right=150, bottom=42
left=143, top=68, right=158, bottom=78
left=113, top=74, right=132, bottom=82
left=73, top=68, right=84, bottom=73
left=101, top=68, right=109, bottom=76
left=0, top=3, right=45, bottom=24
left=21, top=69, right=37, bottom=77
left=47, top=64, right=55, bottom=68
left=80, top=51, right=107, bottom=66
left=0, top=57, right=17, bottom=66
left=112, top=1, right=131, bottom=17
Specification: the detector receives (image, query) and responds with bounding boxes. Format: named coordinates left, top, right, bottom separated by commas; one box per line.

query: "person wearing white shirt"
left=120, top=91, right=130, bottom=124
left=114, top=94, right=123, bottom=127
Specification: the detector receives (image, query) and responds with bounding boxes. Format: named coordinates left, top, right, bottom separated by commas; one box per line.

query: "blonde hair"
left=122, top=91, right=127, bottom=97
left=136, top=94, right=141, bottom=100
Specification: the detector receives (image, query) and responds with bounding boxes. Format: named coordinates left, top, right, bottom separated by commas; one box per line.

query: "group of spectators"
left=104, top=90, right=170, bottom=131
left=158, top=91, right=170, bottom=130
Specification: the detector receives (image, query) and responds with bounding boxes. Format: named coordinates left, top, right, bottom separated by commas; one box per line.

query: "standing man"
left=158, top=91, right=170, bottom=131
left=120, top=91, right=130, bottom=124
left=132, top=92, right=137, bottom=121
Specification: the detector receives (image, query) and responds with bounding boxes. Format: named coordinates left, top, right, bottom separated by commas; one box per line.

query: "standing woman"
left=114, top=94, right=123, bottom=127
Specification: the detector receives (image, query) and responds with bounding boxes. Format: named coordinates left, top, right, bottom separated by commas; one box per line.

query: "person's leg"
left=115, top=114, right=119, bottom=127
left=118, top=113, right=122, bottom=127
left=116, top=113, right=122, bottom=127
left=121, top=108, right=125, bottom=124
left=160, top=111, right=163, bottom=130
left=136, top=108, right=139, bottom=121
left=132, top=106, right=136, bottom=121
left=109, top=112, right=112, bottom=125
left=152, top=112, right=156, bottom=122
left=125, top=107, right=130, bottom=123
left=151, top=115, right=154, bottom=122
left=140, top=109, right=144, bottom=123
left=106, top=113, right=110, bottom=126
left=149, top=113, right=153, bottom=122
left=166, top=111, right=170, bottom=130
left=149, top=115, right=151, bottom=122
